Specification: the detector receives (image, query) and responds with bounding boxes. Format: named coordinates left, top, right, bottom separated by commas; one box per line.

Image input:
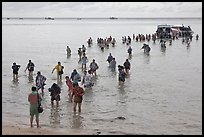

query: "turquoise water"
left=2, top=18, right=202, bottom=135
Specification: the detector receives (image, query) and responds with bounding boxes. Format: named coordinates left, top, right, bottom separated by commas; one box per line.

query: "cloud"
left=2, top=2, right=202, bottom=18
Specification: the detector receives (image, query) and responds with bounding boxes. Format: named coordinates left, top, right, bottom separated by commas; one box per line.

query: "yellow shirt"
left=54, top=64, right=62, bottom=72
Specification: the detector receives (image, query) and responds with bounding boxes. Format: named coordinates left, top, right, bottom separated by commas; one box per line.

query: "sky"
left=2, top=2, right=202, bottom=18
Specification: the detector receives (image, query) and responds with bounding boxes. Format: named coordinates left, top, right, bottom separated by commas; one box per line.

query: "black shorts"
left=28, top=68, right=34, bottom=71
left=119, top=77, right=125, bottom=82
left=13, top=71, right=18, bottom=74
left=51, top=95, right=60, bottom=101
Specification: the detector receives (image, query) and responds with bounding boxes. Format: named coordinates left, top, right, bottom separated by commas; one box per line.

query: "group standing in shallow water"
left=11, top=31, right=199, bottom=128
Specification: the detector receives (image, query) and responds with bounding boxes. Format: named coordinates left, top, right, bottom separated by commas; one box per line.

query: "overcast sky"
left=2, top=2, right=202, bottom=18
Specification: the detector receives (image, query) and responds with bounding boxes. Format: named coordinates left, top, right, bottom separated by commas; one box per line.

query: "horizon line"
left=2, top=17, right=202, bottom=19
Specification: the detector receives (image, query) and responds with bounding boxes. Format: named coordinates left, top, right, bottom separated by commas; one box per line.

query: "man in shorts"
left=25, top=60, right=35, bottom=78
left=12, top=62, right=20, bottom=81
left=28, top=86, right=42, bottom=128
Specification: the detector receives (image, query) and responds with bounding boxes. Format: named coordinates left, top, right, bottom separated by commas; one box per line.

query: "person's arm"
left=24, top=64, right=28, bottom=72
left=81, top=76, right=85, bottom=85
left=96, top=63, right=99, bottom=69
left=28, top=95, right=30, bottom=102
left=37, top=93, right=42, bottom=103
left=35, top=76, right=38, bottom=84
left=66, top=80, right=69, bottom=87
left=51, top=67, right=56, bottom=73
left=43, top=76, right=46, bottom=83
left=80, top=89, right=85, bottom=96
left=55, top=93, right=60, bottom=98
left=89, top=63, right=92, bottom=68
left=71, top=90, right=75, bottom=98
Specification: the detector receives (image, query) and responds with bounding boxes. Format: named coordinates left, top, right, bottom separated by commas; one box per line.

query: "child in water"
left=65, top=76, right=74, bottom=102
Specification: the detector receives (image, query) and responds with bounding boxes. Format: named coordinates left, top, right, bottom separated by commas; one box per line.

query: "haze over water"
left=2, top=18, right=202, bottom=135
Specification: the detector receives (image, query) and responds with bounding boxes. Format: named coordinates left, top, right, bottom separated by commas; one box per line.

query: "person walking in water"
left=48, top=83, right=61, bottom=107
left=123, top=59, right=131, bottom=75
left=81, top=53, right=88, bottom=71
left=72, top=82, right=85, bottom=112
left=81, top=70, right=94, bottom=88
left=196, top=34, right=199, bottom=40
left=118, top=65, right=126, bottom=85
left=127, top=46, right=132, bottom=56
left=12, top=62, right=20, bottom=81
left=82, top=44, right=86, bottom=54
left=52, top=62, right=64, bottom=81
left=89, top=59, right=99, bottom=76
left=106, top=53, right=113, bottom=66
left=24, top=60, right=35, bottom=78
left=65, top=76, right=74, bottom=102
left=110, top=57, right=116, bottom=72
left=78, top=48, right=83, bottom=61
left=70, top=69, right=81, bottom=84
left=28, top=86, right=42, bottom=128
left=36, top=71, right=46, bottom=94
left=66, top=46, right=71, bottom=56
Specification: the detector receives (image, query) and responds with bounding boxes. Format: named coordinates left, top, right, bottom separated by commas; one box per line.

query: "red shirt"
left=73, top=86, right=84, bottom=97
left=28, top=94, right=38, bottom=105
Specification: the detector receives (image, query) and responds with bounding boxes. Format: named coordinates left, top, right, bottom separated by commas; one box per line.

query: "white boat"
left=171, top=25, right=193, bottom=36
left=156, top=24, right=193, bottom=38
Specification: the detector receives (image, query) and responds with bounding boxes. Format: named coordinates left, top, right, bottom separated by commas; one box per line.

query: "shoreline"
left=2, top=122, right=97, bottom=135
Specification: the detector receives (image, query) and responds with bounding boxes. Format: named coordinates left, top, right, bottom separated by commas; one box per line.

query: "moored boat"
left=156, top=24, right=193, bottom=39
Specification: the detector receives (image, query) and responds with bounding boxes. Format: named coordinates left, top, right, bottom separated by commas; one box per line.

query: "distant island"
left=45, top=17, right=54, bottom=20
left=109, top=17, right=118, bottom=19
left=2, top=17, right=202, bottom=20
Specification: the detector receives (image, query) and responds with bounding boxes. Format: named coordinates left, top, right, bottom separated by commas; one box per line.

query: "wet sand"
left=2, top=122, right=96, bottom=135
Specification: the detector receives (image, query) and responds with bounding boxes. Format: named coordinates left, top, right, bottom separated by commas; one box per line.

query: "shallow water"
left=2, top=18, right=202, bottom=135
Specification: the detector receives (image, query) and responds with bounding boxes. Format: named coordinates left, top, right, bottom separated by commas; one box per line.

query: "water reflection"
left=66, top=54, right=71, bottom=59
left=57, top=79, right=63, bottom=87
left=118, top=87, right=127, bottom=105
left=49, top=106, right=61, bottom=126
left=128, top=54, right=132, bottom=60
left=143, top=53, right=151, bottom=64
left=11, top=80, right=19, bottom=89
left=118, top=84, right=125, bottom=92
left=28, top=75, right=34, bottom=83
left=186, top=45, right=191, bottom=51
left=71, top=112, right=84, bottom=129
left=160, top=47, right=166, bottom=55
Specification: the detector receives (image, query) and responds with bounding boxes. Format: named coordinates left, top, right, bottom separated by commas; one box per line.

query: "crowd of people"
left=12, top=32, right=199, bottom=128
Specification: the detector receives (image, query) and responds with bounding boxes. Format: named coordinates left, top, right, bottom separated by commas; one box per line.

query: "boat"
left=45, top=17, right=55, bottom=20
left=171, top=24, right=193, bottom=37
left=156, top=24, right=172, bottom=33
left=109, top=17, right=118, bottom=19
left=156, top=24, right=193, bottom=39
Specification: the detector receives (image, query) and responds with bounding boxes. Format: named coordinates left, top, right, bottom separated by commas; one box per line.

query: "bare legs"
left=30, top=116, right=34, bottom=128
left=51, top=100, right=59, bottom=107
left=36, top=117, right=39, bottom=128
left=13, top=74, right=18, bottom=81
left=82, top=64, right=86, bottom=71
left=73, top=103, right=81, bottom=112
left=68, top=92, right=73, bottom=103
left=57, top=74, right=62, bottom=81
left=125, top=69, right=129, bottom=75
left=30, top=115, right=39, bottom=128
